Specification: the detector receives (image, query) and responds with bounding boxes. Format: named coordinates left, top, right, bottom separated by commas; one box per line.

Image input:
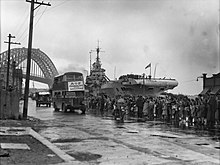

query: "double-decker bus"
left=51, top=72, right=86, bottom=114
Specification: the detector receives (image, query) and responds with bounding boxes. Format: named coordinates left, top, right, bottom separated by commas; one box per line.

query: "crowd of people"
left=87, top=93, right=220, bottom=129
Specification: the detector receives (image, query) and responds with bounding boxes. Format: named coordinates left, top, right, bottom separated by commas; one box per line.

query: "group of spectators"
left=87, top=93, right=220, bottom=129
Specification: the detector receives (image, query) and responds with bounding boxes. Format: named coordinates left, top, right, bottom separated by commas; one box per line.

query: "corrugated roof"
left=210, top=86, right=220, bottom=95
left=199, top=88, right=210, bottom=95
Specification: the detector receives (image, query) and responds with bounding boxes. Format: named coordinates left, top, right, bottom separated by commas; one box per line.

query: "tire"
left=53, top=102, right=59, bottom=112
left=81, top=110, right=86, bottom=115
left=54, top=108, right=60, bottom=112
left=81, top=106, right=86, bottom=115
left=62, top=103, right=67, bottom=112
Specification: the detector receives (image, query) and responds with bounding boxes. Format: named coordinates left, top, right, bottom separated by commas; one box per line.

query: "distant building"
left=199, top=73, right=220, bottom=95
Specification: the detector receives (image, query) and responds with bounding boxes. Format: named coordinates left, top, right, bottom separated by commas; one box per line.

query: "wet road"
left=25, top=99, right=220, bottom=165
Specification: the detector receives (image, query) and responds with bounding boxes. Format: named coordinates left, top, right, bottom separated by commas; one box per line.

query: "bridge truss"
left=0, top=47, right=59, bottom=87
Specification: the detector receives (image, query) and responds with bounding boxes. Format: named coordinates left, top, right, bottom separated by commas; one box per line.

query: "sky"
left=0, top=0, right=219, bottom=95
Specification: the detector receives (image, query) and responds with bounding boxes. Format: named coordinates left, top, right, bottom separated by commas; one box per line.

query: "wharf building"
left=200, top=73, right=220, bottom=96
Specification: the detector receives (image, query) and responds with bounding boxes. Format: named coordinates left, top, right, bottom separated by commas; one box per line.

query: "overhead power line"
left=14, top=11, right=29, bottom=37
left=35, top=5, right=49, bottom=26
left=36, top=0, right=70, bottom=14
left=16, top=0, right=70, bottom=44
left=17, top=4, right=49, bottom=44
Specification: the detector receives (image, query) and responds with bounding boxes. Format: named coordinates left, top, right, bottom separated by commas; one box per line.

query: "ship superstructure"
left=86, top=43, right=178, bottom=97
left=85, top=44, right=109, bottom=96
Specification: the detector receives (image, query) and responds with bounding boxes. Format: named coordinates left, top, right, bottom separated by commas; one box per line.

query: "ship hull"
left=101, top=78, right=178, bottom=97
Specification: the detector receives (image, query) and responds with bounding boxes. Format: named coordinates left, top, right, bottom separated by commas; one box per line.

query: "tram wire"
left=16, top=1, right=51, bottom=44
left=14, top=11, right=29, bottom=39
left=16, top=0, right=71, bottom=45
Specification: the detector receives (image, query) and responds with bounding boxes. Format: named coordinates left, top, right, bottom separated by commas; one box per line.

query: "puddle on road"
left=51, top=136, right=109, bottom=143
left=68, top=152, right=102, bottom=161
left=214, top=147, right=220, bottom=149
left=52, top=138, right=83, bottom=143
left=127, top=130, right=139, bottom=134
left=196, top=143, right=209, bottom=146
left=116, top=126, right=126, bottom=129
left=150, top=134, right=177, bottom=139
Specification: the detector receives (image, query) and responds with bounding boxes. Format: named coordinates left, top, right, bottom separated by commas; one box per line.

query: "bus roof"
left=54, top=72, right=83, bottom=78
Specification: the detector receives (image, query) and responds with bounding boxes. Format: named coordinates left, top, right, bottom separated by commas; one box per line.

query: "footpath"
left=0, top=117, right=81, bottom=165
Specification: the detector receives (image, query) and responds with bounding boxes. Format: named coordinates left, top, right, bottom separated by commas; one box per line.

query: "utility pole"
left=23, top=0, right=51, bottom=119
left=4, top=34, right=20, bottom=90
left=89, top=51, right=92, bottom=75
left=12, top=61, right=16, bottom=87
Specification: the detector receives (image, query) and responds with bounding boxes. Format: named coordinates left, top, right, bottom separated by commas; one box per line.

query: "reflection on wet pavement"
left=27, top=100, right=220, bottom=164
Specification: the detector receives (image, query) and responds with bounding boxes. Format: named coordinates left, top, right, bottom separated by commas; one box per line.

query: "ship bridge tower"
left=86, top=42, right=110, bottom=96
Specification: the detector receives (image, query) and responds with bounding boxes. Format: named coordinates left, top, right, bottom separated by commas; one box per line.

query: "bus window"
left=76, top=91, right=84, bottom=97
left=75, top=75, right=83, bottom=81
left=66, top=74, right=75, bottom=81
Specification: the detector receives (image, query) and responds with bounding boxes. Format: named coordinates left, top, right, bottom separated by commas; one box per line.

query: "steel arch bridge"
left=0, top=47, right=59, bottom=88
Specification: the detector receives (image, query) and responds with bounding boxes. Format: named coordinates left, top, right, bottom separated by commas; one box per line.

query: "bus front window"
left=75, top=75, right=83, bottom=81
left=66, top=75, right=75, bottom=81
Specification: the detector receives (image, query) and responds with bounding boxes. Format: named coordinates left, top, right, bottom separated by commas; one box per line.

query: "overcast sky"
left=1, top=0, right=219, bottom=95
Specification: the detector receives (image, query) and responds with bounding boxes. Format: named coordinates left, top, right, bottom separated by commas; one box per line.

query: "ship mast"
left=86, top=41, right=108, bottom=96
left=96, top=40, right=103, bottom=62
left=89, top=51, right=92, bottom=75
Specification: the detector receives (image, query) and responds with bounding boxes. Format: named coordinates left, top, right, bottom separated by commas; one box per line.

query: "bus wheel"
left=62, top=103, right=67, bottom=112
left=53, top=102, right=59, bottom=112
left=81, top=108, right=86, bottom=115
left=54, top=108, right=59, bottom=112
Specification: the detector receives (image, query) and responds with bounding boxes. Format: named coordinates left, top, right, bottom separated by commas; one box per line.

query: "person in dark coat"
left=216, top=97, right=220, bottom=124
left=207, top=95, right=216, bottom=128
left=136, top=96, right=144, bottom=118
left=99, top=95, right=105, bottom=117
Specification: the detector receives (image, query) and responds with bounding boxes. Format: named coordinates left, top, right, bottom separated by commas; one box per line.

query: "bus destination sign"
left=68, top=81, right=84, bottom=91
